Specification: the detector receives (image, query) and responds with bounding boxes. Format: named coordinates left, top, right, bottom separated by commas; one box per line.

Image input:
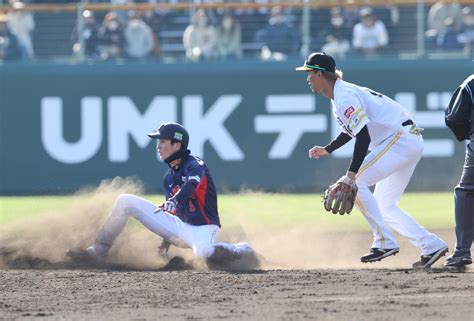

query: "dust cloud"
left=0, top=182, right=454, bottom=270
left=0, top=177, right=168, bottom=269
left=234, top=217, right=455, bottom=270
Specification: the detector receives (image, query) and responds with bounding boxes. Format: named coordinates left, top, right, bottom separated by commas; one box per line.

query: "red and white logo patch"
left=344, top=106, right=355, bottom=118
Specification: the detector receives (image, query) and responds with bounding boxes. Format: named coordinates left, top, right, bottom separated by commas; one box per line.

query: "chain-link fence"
left=0, top=0, right=474, bottom=63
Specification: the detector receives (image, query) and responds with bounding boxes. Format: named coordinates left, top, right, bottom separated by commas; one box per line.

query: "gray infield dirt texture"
left=0, top=267, right=473, bottom=321
left=1, top=180, right=473, bottom=320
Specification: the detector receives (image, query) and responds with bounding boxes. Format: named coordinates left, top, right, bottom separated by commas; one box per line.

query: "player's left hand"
left=323, top=175, right=358, bottom=215
left=155, top=199, right=177, bottom=215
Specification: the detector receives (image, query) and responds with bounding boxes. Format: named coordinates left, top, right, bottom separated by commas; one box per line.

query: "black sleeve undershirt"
left=324, top=132, right=352, bottom=153
left=171, top=180, right=199, bottom=204
left=348, top=126, right=371, bottom=173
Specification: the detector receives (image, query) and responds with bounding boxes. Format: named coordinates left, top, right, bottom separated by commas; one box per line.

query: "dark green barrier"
left=0, top=59, right=472, bottom=194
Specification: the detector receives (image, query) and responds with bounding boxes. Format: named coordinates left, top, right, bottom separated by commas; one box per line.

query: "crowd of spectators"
left=0, top=0, right=473, bottom=62
left=425, top=1, right=474, bottom=53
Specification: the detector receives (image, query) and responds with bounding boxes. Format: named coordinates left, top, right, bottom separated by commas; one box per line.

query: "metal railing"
left=0, top=0, right=473, bottom=63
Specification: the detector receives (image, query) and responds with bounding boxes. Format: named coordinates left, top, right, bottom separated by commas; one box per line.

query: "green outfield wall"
left=0, top=59, right=472, bottom=194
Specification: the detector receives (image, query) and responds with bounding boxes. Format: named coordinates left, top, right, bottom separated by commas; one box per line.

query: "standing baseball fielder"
left=297, top=52, right=448, bottom=267
left=444, top=74, right=474, bottom=268
left=68, top=122, right=259, bottom=269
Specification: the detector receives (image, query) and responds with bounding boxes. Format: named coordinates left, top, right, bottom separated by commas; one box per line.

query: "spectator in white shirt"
left=352, top=8, right=388, bottom=56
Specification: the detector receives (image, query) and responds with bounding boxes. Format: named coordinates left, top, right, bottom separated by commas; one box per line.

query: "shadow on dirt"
left=0, top=248, right=265, bottom=274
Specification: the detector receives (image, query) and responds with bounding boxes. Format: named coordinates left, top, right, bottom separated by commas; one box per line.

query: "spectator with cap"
left=352, top=7, right=389, bottom=56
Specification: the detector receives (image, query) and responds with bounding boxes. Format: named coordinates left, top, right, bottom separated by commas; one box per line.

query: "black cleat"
left=206, top=245, right=261, bottom=271
left=66, top=248, right=93, bottom=262
left=206, top=245, right=239, bottom=269
left=412, top=246, right=449, bottom=269
left=66, top=247, right=105, bottom=264
left=444, top=252, right=472, bottom=268
left=361, top=248, right=399, bottom=263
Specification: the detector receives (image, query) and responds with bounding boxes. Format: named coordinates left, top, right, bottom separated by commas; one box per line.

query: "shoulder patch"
left=344, top=106, right=355, bottom=118
left=350, top=113, right=360, bottom=125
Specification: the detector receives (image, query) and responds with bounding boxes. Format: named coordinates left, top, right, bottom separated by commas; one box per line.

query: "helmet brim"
left=147, top=131, right=162, bottom=139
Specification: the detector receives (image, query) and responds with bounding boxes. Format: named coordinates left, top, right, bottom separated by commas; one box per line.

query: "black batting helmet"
left=147, top=122, right=189, bottom=149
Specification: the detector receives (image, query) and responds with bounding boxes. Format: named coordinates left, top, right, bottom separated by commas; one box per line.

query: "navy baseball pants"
left=454, top=141, right=474, bottom=256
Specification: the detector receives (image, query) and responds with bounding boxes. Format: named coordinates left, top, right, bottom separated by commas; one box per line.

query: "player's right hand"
left=308, top=146, right=329, bottom=159
left=155, top=199, right=177, bottom=215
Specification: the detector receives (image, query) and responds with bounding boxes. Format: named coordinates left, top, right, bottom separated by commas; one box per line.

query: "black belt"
left=402, top=120, right=414, bottom=126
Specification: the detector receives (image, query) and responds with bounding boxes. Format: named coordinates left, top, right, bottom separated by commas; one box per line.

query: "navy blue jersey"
left=163, top=154, right=220, bottom=227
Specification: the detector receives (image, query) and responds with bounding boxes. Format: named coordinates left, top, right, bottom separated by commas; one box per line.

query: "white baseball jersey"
left=328, top=79, right=447, bottom=257
left=331, top=79, right=411, bottom=148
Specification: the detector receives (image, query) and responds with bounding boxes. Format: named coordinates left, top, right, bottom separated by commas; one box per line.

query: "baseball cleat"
left=206, top=244, right=261, bottom=271
left=444, top=252, right=472, bottom=268
left=361, top=248, right=399, bottom=263
left=412, top=246, right=449, bottom=269
left=66, top=248, right=94, bottom=262
left=206, top=245, right=239, bottom=269
left=66, top=246, right=105, bottom=263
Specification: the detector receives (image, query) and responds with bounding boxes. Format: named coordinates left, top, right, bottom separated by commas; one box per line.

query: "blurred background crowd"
left=0, top=0, right=473, bottom=62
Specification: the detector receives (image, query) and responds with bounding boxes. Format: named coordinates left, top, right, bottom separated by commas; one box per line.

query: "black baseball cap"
left=147, top=122, right=189, bottom=149
left=295, top=52, right=336, bottom=72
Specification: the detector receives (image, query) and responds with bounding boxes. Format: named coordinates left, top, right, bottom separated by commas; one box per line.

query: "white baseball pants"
left=355, top=126, right=447, bottom=256
left=90, top=194, right=249, bottom=258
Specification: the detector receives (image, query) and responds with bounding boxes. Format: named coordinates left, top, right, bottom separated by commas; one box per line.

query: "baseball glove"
left=323, top=175, right=358, bottom=215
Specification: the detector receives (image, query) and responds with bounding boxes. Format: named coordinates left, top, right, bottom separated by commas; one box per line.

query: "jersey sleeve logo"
left=187, top=175, right=201, bottom=183
left=348, top=108, right=368, bottom=131
left=350, top=114, right=360, bottom=125
left=344, top=106, right=355, bottom=118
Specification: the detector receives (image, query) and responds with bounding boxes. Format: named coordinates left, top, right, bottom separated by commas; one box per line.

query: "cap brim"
left=295, top=66, right=312, bottom=71
left=147, top=132, right=161, bottom=139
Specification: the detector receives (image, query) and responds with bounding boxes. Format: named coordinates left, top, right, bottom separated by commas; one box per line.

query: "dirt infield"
left=1, top=228, right=472, bottom=321
left=1, top=183, right=472, bottom=320
left=1, top=226, right=473, bottom=321
left=1, top=267, right=472, bottom=321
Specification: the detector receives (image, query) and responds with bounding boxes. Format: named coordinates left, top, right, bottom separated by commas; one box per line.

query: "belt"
left=402, top=119, right=414, bottom=126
